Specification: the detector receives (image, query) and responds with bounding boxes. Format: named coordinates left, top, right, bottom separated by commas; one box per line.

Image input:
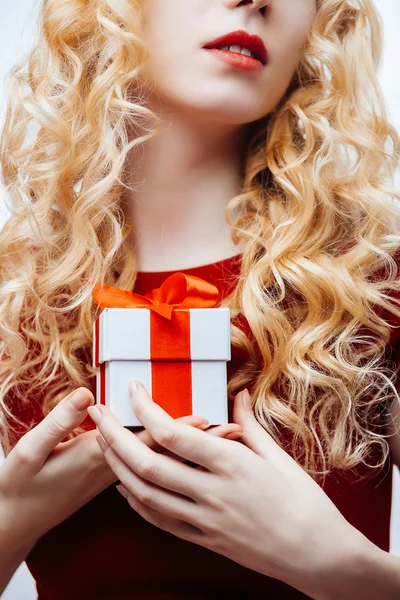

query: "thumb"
left=7, top=388, right=94, bottom=475
left=233, top=389, right=286, bottom=461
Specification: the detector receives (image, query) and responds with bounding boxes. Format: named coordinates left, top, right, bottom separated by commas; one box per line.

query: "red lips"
left=203, top=29, right=268, bottom=66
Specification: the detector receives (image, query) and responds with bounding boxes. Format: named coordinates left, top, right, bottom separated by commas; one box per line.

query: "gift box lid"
left=93, top=307, right=231, bottom=367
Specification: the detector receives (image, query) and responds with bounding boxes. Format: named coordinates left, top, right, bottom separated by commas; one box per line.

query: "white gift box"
left=92, top=307, right=231, bottom=426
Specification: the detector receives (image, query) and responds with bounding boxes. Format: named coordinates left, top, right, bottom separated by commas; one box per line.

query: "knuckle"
left=218, top=451, right=241, bottom=477
left=46, top=412, right=70, bottom=438
left=206, top=492, right=224, bottom=512
left=14, top=442, right=36, bottom=467
left=136, top=486, right=155, bottom=507
left=137, top=459, right=158, bottom=481
left=204, top=516, right=221, bottom=537
left=153, top=426, right=178, bottom=448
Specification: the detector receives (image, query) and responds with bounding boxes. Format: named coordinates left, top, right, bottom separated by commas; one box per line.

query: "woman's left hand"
left=87, top=381, right=367, bottom=597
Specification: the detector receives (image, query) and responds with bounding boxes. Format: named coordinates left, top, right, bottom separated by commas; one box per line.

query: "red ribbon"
left=91, top=272, right=219, bottom=319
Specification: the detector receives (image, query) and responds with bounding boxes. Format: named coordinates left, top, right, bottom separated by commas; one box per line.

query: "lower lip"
left=204, top=48, right=265, bottom=72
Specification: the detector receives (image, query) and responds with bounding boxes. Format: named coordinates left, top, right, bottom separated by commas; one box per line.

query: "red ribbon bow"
left=91, top=272, right=220, bottom=319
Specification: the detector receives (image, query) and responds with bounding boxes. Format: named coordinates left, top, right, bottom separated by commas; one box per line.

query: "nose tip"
left=225, top=0, right=271, bottom=12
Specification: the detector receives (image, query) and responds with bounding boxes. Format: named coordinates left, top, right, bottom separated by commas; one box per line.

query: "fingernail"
left=197, top=421, right=210, bottom=430
left=242, top=389, right=251, bottom=409
left=96, top=434, right=108, bottom=452
left=87, top=405, right=103, bottom=424
left=225, top=431, right=244, bottom=440
left=69, top=390, right=92, bottom=411
left=116, top=484, right=129, bottom=499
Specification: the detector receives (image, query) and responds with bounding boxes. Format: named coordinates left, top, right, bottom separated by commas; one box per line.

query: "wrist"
left=308, top=527, right=377, bottom=600
left=0, top=497, right=38, bottom=595
left=295, top=525, right=400, bottom=600
left=0, top=492, right=39, bottom=554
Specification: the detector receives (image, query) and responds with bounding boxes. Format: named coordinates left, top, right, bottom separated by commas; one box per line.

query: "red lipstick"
left=203, top=29, right=268, bottom=73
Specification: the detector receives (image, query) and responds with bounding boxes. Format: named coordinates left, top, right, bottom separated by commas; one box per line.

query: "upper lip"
left=203, top=29, right=268, bottom=65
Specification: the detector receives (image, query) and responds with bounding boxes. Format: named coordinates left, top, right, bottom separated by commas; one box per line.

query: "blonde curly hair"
left=1, top=0, right=400, bottom=477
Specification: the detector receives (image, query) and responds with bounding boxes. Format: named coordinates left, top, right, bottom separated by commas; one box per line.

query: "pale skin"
left=1, top=0, right=400, bottom=597
left=122, top=0, right=318, bottom=271
left=89, top=382, right=400, bottom=600
left=104, top=0, right=400, bottom=597
left=0, top=390, right=243, bottom=594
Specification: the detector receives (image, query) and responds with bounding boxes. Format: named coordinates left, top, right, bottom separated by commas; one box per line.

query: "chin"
left=160, top=87, right=270, bottom=125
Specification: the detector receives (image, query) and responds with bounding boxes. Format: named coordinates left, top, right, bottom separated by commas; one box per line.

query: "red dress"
left=15, top=254, right=396, bottom=598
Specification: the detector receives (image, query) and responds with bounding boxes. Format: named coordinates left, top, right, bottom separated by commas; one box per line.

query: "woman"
left=1, top=0, right=400, bottom=597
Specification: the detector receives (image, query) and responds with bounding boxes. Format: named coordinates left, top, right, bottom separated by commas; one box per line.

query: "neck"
left=122, top=102, right=249, bottom=271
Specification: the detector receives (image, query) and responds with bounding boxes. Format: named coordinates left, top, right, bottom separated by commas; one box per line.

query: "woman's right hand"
left=0, top=387, right=243, bottom=550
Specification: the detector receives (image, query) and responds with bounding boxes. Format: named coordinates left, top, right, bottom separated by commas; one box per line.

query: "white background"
left=0, top=1, right=399, bottom=597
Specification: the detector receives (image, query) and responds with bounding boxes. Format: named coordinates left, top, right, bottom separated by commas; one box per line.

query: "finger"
left=88, top=404, right=210, bottom=500
left=98, top=437, right=204, bottom=528
left=7, top=388, right=94, bottom=476
left=116, top=486, right=204, bottom=545
left=233, top=390, right=289, bottom=461
left=134, top=415, right=210, bottom=452
left=147, top=423, right=245, bottom=462
left=125, top=380, right=234, bottom=473
left=205, top=424, right=244, bottom=440
left=142, top=421, right=243, bottom=458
